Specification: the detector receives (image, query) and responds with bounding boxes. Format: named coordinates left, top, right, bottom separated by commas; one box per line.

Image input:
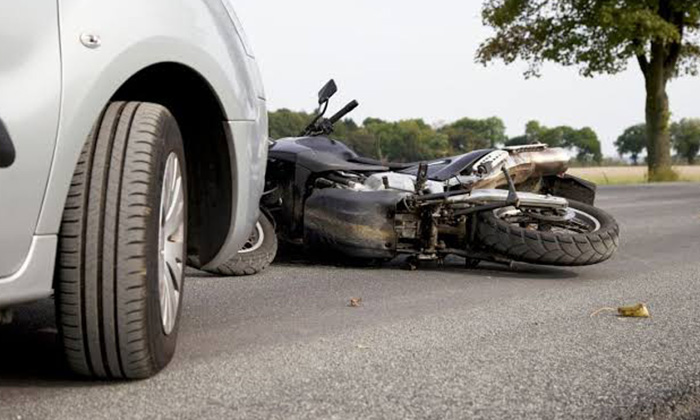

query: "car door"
left=0, top=1, right=61, bottom=277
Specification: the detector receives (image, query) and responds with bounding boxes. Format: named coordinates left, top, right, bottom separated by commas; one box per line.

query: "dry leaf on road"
left=590, top=303, right=651, bottom=318
left=617, top=303, right=650, bottom=318
left=349, top=298, right=362, bottom=307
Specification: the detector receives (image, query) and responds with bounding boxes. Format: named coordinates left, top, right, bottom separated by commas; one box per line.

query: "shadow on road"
left=258, top=252, right=581, bottom=282
left=0, top=299, right=91, bottom=387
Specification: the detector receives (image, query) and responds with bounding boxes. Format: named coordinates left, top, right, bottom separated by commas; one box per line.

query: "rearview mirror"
left=318, top=79, right=337, bottom=105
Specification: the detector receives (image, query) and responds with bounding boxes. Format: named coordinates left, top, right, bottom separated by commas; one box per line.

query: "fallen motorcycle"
left=223, top=80, right=619, bottom=275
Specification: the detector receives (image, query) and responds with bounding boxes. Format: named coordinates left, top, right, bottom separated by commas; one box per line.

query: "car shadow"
left=0, top=299, right=103, bottom=387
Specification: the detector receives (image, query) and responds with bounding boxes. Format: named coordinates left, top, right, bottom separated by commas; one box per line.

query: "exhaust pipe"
left=472, top=146, right=570, bottom=189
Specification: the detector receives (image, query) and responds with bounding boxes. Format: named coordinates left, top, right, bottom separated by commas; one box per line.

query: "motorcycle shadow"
left=273, top=249, right=580, bottom=281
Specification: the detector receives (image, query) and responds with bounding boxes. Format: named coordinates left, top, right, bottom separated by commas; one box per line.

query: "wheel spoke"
left=165, top=267, right=179, bottom=325
left=165, top=242, right=183, bottom=290
left=161, top=265, right=171, bottom=329
left=164, top=199, right=184, bottom=238
left=158, top=153, right=185, bottom=335
left=165, top=175, right=182, bottom=221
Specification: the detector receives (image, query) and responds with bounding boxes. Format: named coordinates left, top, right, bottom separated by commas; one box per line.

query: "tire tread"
left=56, top=102, right=185, bottom=379
left=475, top=200, right=620, bottom=266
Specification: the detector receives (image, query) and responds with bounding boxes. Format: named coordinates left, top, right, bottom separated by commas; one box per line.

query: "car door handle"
left=0, top=118, right=15, bottom=168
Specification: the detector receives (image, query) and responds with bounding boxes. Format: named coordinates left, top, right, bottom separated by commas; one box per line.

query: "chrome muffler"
left=471, top=145, right=570, bottom=189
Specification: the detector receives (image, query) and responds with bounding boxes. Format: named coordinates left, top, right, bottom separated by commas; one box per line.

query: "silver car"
left=0, top=0, right=268, bottom=379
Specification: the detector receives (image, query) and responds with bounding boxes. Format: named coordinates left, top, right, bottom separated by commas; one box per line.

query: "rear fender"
left=542, top=174, right=597, bottom=206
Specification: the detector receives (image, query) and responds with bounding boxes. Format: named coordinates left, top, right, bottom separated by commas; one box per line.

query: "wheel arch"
left=111, top=63, right=233, bottom=266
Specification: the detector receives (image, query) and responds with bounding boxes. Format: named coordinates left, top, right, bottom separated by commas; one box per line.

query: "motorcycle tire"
left=203, top=212, right=277, bottom=276
left=475, top=200, right=619, bottom=266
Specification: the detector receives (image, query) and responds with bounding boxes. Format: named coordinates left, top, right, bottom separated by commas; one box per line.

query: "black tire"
left=475, top=200, right=619, bottom=266
left=204, top=212, right=277, bottom=276
left=56, top=102, right=187, bottom=379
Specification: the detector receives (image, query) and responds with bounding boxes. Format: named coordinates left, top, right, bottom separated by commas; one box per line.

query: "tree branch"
left=665, top=12, right=685, bottom=79
left=632, top=38, right=650, bottom=78
left=637, top=53, right=650, bottom=77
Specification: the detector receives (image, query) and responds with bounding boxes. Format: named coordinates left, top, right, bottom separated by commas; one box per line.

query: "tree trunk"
left=644, top=44, right=674, bottom=180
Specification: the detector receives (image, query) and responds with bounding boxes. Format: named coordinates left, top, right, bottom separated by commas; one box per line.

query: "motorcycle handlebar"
left=328, top=100, right=359, bottom=125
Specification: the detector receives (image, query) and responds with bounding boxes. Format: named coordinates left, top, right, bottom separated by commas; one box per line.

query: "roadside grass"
left=568, top=166, right=700, bottom=185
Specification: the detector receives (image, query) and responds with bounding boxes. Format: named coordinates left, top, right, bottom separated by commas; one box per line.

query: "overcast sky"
left=233, top=0, right=700, bottom=157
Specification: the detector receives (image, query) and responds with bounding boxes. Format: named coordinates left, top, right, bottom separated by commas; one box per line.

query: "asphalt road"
left=2, top=183, right=700, bottom=420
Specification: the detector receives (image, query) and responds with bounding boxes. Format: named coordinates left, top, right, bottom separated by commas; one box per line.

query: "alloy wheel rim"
left=158, top=153, right=185, bottom=335
left=239, top=222, right=265, bottom=254
left=494, top=206, right=601, bottom=234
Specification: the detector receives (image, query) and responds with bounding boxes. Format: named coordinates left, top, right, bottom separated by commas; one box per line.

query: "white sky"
left=233, top=0, right=700, bottom=157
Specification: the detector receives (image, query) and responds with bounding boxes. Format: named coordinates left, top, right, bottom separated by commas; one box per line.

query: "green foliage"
left=568, top=127, right=603, bottom=164
left=506, top=120, right=602, bottom=163
left=269, top=110, right=499, bottom=162
left=268, top=108, right=312, bottom=139
left=615, top=124, right=647, bottom=165
left=439, top=117, right=507, bottom=151
left=269, top=111, right=602, bottom=164
left=367, top=119, right=450, bottom=162
left=477, top=0, right=700, bottom=78
left=477, top=0, right=700, bottom=178
left=672, top=118, right=700, bottom=164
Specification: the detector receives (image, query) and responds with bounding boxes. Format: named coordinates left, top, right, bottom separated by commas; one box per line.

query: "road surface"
left=1, top=183, right=700, bottom=419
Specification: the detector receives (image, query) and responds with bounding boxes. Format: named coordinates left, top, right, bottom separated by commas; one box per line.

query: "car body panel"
left=0, top=236, right=57, bottom=307
left=0, top=1, right=61, bottom=277
left=37, top=0, right=266, bottom=236
left=0, top=0, right=267, bottom=305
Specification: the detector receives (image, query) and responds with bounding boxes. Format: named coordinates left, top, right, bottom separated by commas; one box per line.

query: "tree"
left=367, top=119, right=450, bottom=162
left=477, top=1, right=700, bottom=180
left=268, top=109, right=312, bottom=139
left=439, top=117, right=507, bottom=151
left=672, top=118, right=700, bottom=164
left=565, top=127, right=603, bottom=164
left=615, top=124, right=647, bottom=165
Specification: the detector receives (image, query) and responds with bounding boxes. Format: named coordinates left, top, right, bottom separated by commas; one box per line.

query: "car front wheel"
left=56, top=102, right=187, bottom=379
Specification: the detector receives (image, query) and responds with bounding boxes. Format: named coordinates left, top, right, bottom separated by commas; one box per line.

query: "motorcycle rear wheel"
left=475, top=200, right=619, bottom=266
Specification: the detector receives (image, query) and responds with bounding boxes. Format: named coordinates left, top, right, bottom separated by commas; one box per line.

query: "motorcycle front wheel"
left=203, top=212, right=278, bottom=276
left=475, top=200, right=619, bottom=266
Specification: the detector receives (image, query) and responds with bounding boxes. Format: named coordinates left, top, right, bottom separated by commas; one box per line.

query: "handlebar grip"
left=329, top=100, right=359, bottom=124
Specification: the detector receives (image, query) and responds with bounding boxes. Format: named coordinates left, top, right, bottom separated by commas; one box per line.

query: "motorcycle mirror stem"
left=300, top=79, right=337, bottom=136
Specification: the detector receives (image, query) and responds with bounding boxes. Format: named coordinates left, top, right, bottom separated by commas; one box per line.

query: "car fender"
left=37, top=0, right=268, bottom=264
